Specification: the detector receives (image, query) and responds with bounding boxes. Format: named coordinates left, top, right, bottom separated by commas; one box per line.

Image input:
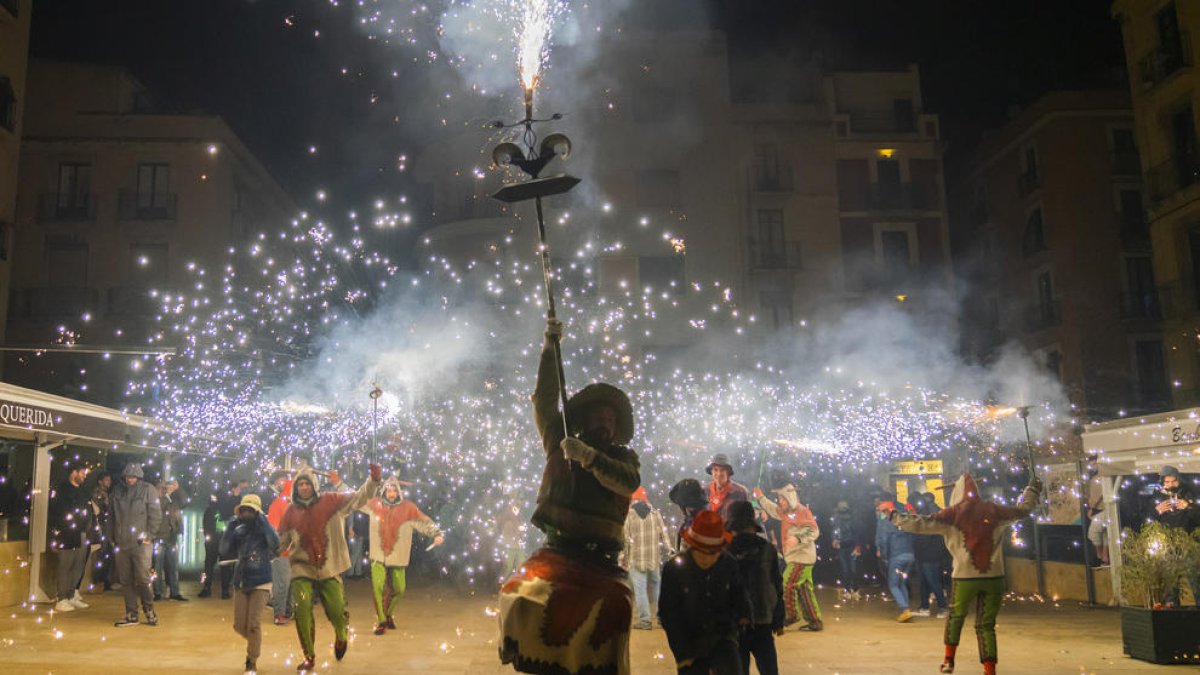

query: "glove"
left=327, top=469, right=340, bottom=486
left=234, top=524, right=249, bottom=536
left=1028, top=477, right=1043, bottom=493
left=545, top=318, right=563, bottom=343
left=852, top=545, right=862, bottom=557
left=369, top=463, right=382, bottom=482
left=560, top=438, right=594, bottom=464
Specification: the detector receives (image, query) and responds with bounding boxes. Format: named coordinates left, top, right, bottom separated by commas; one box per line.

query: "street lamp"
left=369, top=384, right=383, bottom=464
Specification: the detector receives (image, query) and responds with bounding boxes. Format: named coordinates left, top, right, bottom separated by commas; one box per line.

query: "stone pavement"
left=0, top=580, right=1160, bottom=674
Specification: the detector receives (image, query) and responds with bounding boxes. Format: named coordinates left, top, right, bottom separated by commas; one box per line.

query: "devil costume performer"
left=277, top=464, right=381, bottom=671
left=361, top=476, right=443, bottom=634
left=893, top=473, right=1041, bottom=675
left=499, top=323, right=642, bottom=675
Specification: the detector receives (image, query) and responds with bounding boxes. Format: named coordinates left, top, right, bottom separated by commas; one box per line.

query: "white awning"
left=1081, top=407, right=1200, bottom=476
left=0, top=381, right=159, bottom=448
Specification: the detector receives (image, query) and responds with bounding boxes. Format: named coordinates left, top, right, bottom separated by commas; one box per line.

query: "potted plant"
left=1118, top=522, right=1200, bottom=664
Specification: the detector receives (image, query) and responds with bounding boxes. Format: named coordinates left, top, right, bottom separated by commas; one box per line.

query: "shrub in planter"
left=1117, top=523, right=1200, bottom=664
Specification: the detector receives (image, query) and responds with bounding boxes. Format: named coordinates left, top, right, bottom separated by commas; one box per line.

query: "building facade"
left=953, top=90, right=1162, bottom=418
left=0, top=0, right=31, bottom=353
left=1113, top=0, right=1200, bottom=407
left=413, top=30, right=953, bottom=348
left=6, top=61, right=295, bottom=406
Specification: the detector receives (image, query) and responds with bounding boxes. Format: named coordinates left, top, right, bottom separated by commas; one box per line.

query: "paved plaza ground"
left=0, top=580, right=1165, bottom=674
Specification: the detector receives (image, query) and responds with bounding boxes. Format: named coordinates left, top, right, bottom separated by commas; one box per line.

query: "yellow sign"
left=892, top=459, right=943, bottom=475
left=895, top=477, right=948, bottom=508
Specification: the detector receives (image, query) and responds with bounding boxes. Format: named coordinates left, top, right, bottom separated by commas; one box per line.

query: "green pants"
left=291, top=576, right=349, bottom=659
left=782, top=562, right=822, bottom=626
left=370, top=562, right=407, bottom=624
left=944, top=577, right=1005, bottom=663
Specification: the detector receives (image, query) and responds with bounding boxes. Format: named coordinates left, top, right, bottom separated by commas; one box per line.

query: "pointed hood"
left=948, top=473, right=979, bottom=508
left=379, top=476, right=410, bottom=506
left=933, top=472, right=1026, bottom=574
left=290, top=468, right=320, bottom=507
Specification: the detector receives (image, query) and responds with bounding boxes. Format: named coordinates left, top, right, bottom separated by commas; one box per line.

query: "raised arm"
left=561, top=439, right=640, bottom=497
left=334, top=465, right=383, bottom=517
left=753, top=488, right=781, bottom=521
left=531, top=320, right=564, bottom=444
left=893, top=512, right=956, bottom=537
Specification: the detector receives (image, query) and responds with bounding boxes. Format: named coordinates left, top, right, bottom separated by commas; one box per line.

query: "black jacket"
left=728, top=532, right=784, bottom=630
left=659, top=551, right=752, bottom=663
left=1149, top=485, right=1198, bottom=532
left=49, top=480, right=93, bottom=550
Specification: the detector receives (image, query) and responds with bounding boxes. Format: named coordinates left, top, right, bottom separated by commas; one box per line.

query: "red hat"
left=631, top=486, right=649, bottom=502
left=682, top=510, right=732, bottom=554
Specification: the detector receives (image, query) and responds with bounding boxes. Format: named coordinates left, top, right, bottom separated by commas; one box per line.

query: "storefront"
left=1082, top=407, right=1200, bottom=603
left=0, top=382, right=159, bottom=607
left=890, top=458, right=948, bottom=507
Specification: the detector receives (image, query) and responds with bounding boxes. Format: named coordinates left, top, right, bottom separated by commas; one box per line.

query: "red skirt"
left=499, top=547, right=632, bottom=675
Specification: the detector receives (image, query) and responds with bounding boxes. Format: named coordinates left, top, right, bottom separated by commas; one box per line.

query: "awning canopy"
left=1081, top=407, right=1200, bottom=476
left=0, top=381, right=159, bottom=449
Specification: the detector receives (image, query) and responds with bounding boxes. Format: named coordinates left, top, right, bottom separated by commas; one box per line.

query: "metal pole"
left=1077, top=458, right=1097, bottom=606
left=534, top=195, right=571, bottom=441
left=372, top=395, right=378, bottom=465
left=1018, top=408, right=1045, bottom=598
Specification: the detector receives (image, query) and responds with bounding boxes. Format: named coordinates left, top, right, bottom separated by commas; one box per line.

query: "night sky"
left=31, top=0, right=1124, bottom=207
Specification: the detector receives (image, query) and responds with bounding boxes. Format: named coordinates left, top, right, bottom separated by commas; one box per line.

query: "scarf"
left=368, top=498, right=427, bottom=555
left=932, top=475, right=1026, bottom=574
left=709, top=481, right=734, bottom=512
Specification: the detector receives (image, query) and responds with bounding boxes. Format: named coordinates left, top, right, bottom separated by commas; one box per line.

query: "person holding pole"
left=499, top=317, right=642, bottom=675
left=892, top=473, right=1041, bottom=675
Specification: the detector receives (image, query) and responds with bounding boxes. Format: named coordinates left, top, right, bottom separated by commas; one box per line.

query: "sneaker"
left=334, top=639, right=348, bottom=660
left=244, top=659, right=257, bottom=675
left=913, top=608, right=931, bottom=617
left=797, top=623, right=824, bottom=632
left=114, top=614, right=139, bottom=627
left=144, top=610, right=158, bottom=626
left=939, top=659, right=955, bottom=674
left=54, top=599, right=76, bottom=612
left=633, top=621, right=652, bottom=630
left=385, top=616, right=396, bottom=630
left=296, top=657, right=315, bottom=672
left=897, top=609, right=914, bottom=623
left=374, top=623, right=387, bottom=635
left=169, top=595, right=188, bottom=602
left=71, top=591, right=90, bottom=608
left=274, top=614, right=289, bottom=626
left=936, top=609, right=949, bottom=619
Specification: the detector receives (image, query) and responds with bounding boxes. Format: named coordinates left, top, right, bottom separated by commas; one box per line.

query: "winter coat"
left=728, top=532, right=785, bottom=629
left=155, top=491, right=185, bottom=542
left=220, top=511, right=280, bottom=590
left=659, top=551, right=752, bottom=663
left=874, top=516, right=914, bottom=561
left=1148, top=485, right=1198, bottom=532
left=831, top=509, right=858, bottom=546
left=360, top=481, right=441, bottom=568
left=895, top=474, right=1039, bottom=579
left=108, top=466, right=162, bottom=550
left=277, top=468, right=379, bottom=580
left=531, top=344, right=640, bottom=550
left=48, top=480, right=93, bottom=550
left=759, top=497, right=819, bottom=565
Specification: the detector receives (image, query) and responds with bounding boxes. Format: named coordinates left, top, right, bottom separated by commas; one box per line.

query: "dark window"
left=632, top=86, right=678, bottom=124
left=635, top=169, right=681, bottom=208
left=1170, top=106, right=1198, bottom=190
left=877, top=159, right=902, bottom=206
left=1190, top=227, right=1200, bottom=308
left=56, top=163, right=92, bottom=215
left=1119, top=189, right=1146, bottom=232
left=893, top=98, right=915, bottom=132
left=1036, top=271, right=1055, bottom=321
left=1111, top=129, right=1141, bottom=175
left=754, top=143, right=780, bottom=188
left=1022, top=208, right=1048, bottom=256
left=758, top=209, right=784, bottom=248
left=879, top=229, right=912, bottom=283
left=1133, top=339, right=1170, bottom=408
left=759, top=289, right=793, bottom=330
left=129, top=243, right=169, bottom=287
left=1156, top=3, right=1183, bottom=60
left=137, top=163, right=171, bottom=207
left=46, top=241, right=88, bottom=288
left=0, top=224, right=8, bottom=261
left=1112, top=128, right=1137, bottom=152
left=638, top=255, right=684, bottom=291
left=1044, top=350, right=1063, bottom=381
left=0, top=76, right=15, bottom=132
left=1125, top=255, right=1156, bottom=320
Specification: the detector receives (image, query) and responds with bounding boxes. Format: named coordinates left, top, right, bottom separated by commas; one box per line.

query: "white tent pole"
left=28, top=436, right=66, bottom=604
left=1101, top=475, right=1122, bottom=605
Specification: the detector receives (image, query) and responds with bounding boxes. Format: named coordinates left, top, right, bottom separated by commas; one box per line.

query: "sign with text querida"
left=0, top=398, right=130, bottom=443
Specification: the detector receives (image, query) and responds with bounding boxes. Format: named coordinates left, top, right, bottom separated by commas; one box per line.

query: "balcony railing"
left=1111, top=149, right=1142, bottom=177
left=1024, top=300, right=1061, bottom=332
left=847, top=111, right=918, bottom=134
left=1139, top=32, right=1191, bottom=89
left=37, top=193, right=96, bottom=222
left=1120, top=291, right=1163, bottom=321
left=20, top=287, right=98, bottom=318
left=750, top=165, right=794, bottom=192
left=118, top=190, right=178, bottom=222
left=867, top=183, right=932, bottom=210
left=1146, top=151, right=1200, bottom=203
left=748, top=238, right=802, bottom=270
left=1017, top=170, right=1041, bottom=197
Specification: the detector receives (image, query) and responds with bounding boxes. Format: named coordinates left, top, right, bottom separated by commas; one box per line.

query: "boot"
left=243, top=659, right=257, bottom=675
left=334, top=639, right=348, bottom=660
left=296, top=656, right=315, bottom=672
left=374, top=623, right=387, bottom=635
left=940, top=644, right=957, bottom=673
left=982, top=660, right=996, bottom=675
left=198, top=584, right=211, bottom=598
left=386, top=616, right=396, bottom=630
left=114, top=613, right=138, bottom=627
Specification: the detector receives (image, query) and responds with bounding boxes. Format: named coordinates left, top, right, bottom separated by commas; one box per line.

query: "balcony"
left=1024, top=300, right=1061, bottom=332
left=1017, top=170, right=1041, bottom=197
left=37, top=193, right=96, bottom=222
left=847, top=111, right=918, bottom=134
left=1146, top=151, right=1200, bottom=203
left=1120, top=291, right=1163, bottom=321
left=1111, top=150, right=1142, bottom=177
left=1139, top=33, right=1191, bottom=90
left=867, top=183, right=932, bottom=210
left=749, top=166, right=794, bottom=192
left=118, top=190, right=178, bottom=222
left=20, top=287, right=98, bottom=318
left=748, top=238, right=802, bottom=270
